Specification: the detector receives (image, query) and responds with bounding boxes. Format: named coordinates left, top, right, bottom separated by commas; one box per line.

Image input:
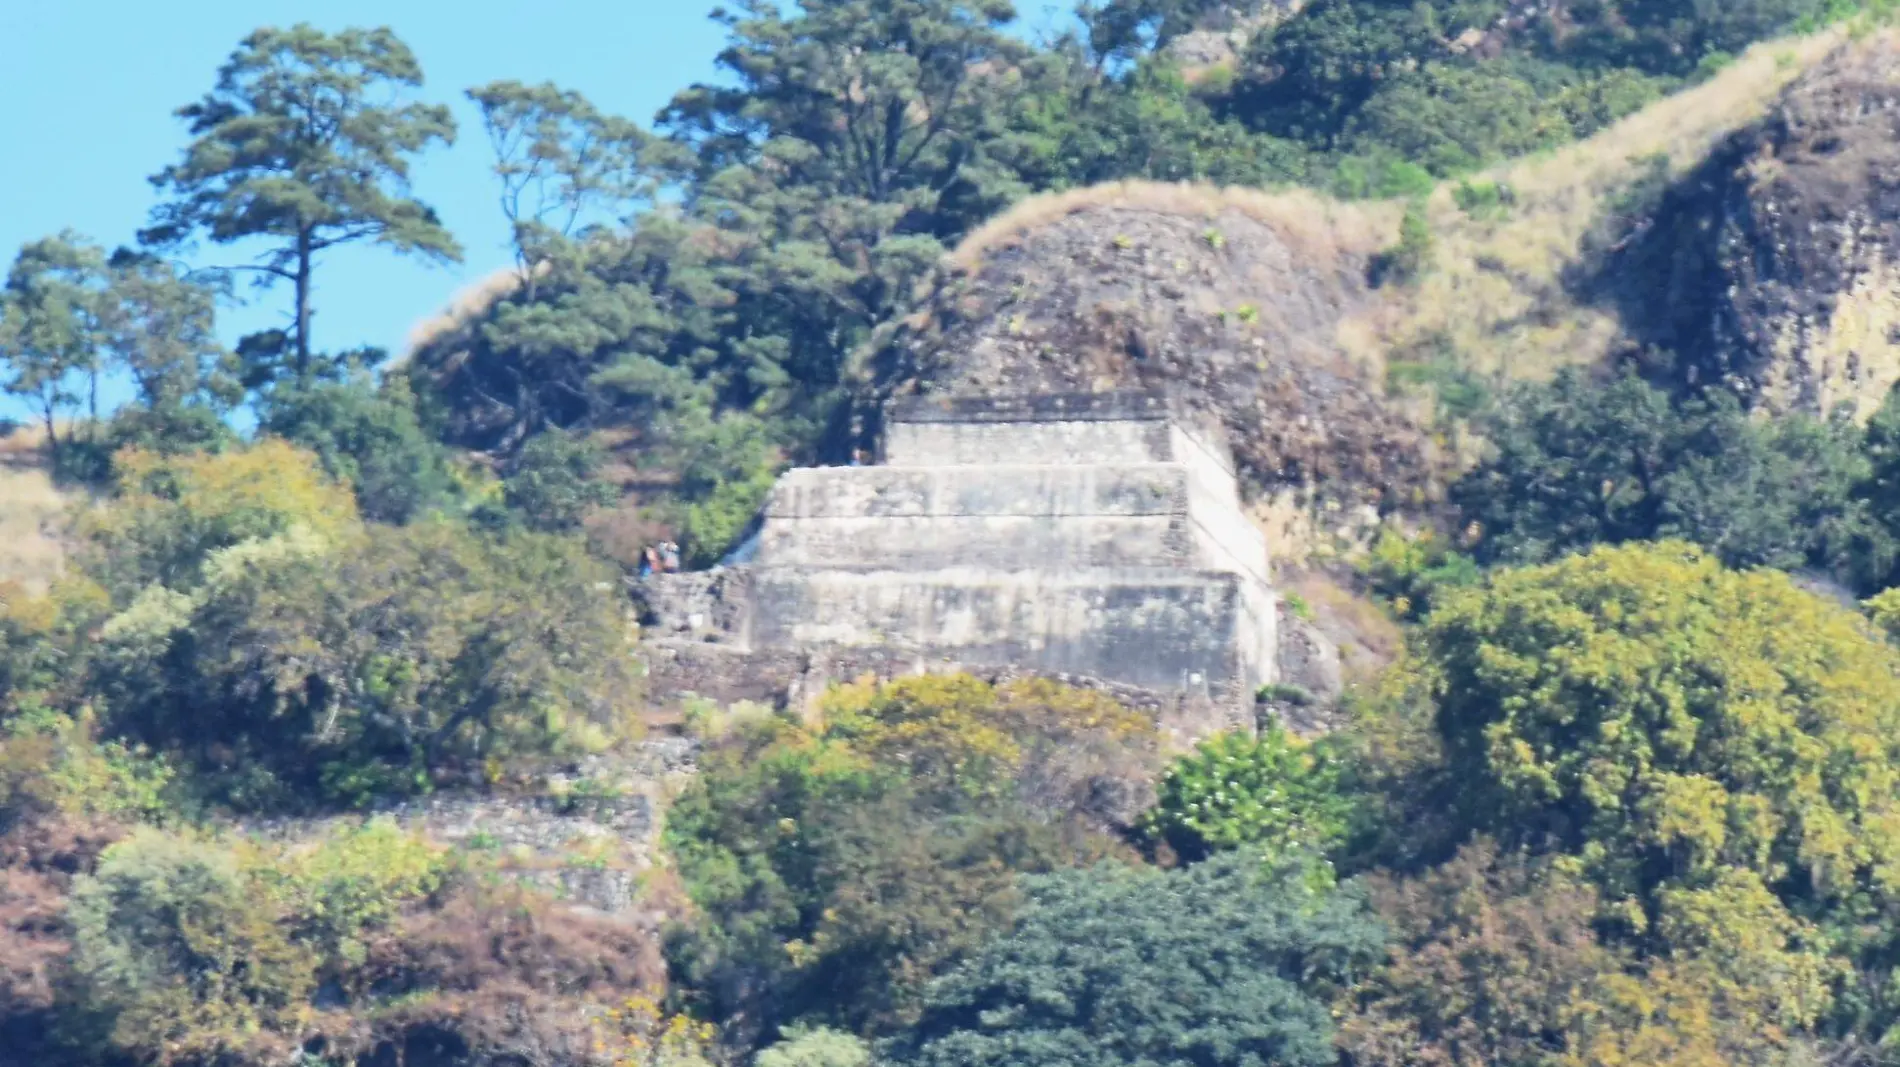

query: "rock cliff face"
left=871, top=186, right=1436, bottom=512
left=1607, top=32, right=1900, bottom=419
left=1164, top=0, right=1305, bottom=71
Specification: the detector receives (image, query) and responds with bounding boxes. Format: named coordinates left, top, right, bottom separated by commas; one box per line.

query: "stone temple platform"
left=639, top=392, right=1309, bottom=725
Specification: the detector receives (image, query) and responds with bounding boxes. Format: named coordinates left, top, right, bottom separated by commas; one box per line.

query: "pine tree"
left=142, top=25, right=460, bottom=385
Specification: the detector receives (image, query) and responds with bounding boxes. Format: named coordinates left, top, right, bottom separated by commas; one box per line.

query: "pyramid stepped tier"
left=756, top=462, right=1269, bottom=582
left=882, top=391, right=1240, bottom=477
left=743, top=568, right=1272, bottom=692
left=644, top=391, right=1281, bottom=695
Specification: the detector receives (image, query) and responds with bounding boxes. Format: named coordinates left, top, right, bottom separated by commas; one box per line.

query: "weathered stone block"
left=745, top=567, right=1274, bottom=691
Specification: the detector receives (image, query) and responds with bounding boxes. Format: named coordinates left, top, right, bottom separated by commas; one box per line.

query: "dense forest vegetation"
left=10, top=1, right=1900, bottom=1065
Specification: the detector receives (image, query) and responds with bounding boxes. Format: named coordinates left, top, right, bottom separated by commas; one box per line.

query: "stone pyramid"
left=681, top=391, right=1281, bottom=698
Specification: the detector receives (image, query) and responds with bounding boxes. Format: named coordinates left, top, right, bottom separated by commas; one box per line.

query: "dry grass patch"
left=1363, top=27, right=1850, bottom=383
left=1284, top=568, right=1404, bottom=687
left=0, top=427, right=70, bottom=594
left=951, top=180, right=1400, bottom=274
left=403, top=264, right=538, bottom=359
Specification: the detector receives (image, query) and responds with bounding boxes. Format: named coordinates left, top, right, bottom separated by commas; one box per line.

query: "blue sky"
left=0, top=1, right=727, bottom=417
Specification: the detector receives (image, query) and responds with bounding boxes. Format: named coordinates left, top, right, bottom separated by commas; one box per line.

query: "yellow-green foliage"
left=1402, top=539, right=1900, bottom=1032
left=1341, top=841, right=1822, bottom=1067
left=257, top=818, right=448, bottom=964
left=0, top=709, right=175, bottom=826
left=1419, top=541, right=1900, bottom=911
left=66, top=821, right=445, bottom=1062
left=820, top=674, right=1157, bottom=802
left=667, top=675, right=1156, bottom=1035
left=1863, top=584, right=1900, bottom=640
left=1563, top=942, right=1833, bottom=1067
left=598, top=993, right=720, bottom=1067
left=81, top=439, right=362, bottom=596
left=68, top=828, right=318, bottom=1061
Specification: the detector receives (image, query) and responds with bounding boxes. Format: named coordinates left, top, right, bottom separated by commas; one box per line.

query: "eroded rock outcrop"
left=1163, top=0, right=1305, bottom=71
left=1605, top=31, right=1900, bottom=418
left=870, top=185, right=1437, bottom=512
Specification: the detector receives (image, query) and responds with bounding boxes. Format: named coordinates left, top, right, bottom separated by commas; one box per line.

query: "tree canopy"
left=890, top=851, right=1387, bottom=1067
left=142, top=24, right=460, bottom=383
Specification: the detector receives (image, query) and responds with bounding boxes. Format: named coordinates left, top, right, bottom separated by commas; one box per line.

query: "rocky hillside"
left=1600, top=29, right=1900, bottom=418
left=874, top=25, right=1900, bottom=541
left=1163, top=0, right=1305, bottom=71
left=872, top=185, right=1429, bottom=521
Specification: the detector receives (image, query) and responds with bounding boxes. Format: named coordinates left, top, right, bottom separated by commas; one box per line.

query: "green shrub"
left=755, top=1026, right=873, bottom=1067
left=90, top=517, right=642, bottom=810
left=1138, top=726, right=1354, bottom=865
left=1453, top=371, right=1889, bottom=586
left=887, top=851, right=1387, bottom=1067
left=1453, top=179, right=1514, bottom=220
left=1371, top=200, right=1434, bottom=286
left=262, top=373, right=460, bottom=524
left=1385, top=340, right=1491, bottom=421
left=68, top=828, right=315, bottom=1060
left=1363, top=528, right=1480, bottom=621
left=665, top=676, right=1154, bottom=1038
left=0, top=706, right=175, bottom=828
left=497, top=427, right=619, bottom=533
left=264, top=818, right=446, bottom=965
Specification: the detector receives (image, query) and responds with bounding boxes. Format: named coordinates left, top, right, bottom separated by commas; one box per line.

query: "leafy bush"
left=262, top=818, right=446, bottom=965
left=497, top=427, right=618, bottom=533
left=1341, top=841, right=1622, bottom=1067
left=261, top=374, right=460, bottom=524
left=1453, top=178, right=1515, bottom=219
left=755, top=1026, right=873, bottom=1067
left=1137, top=726, right=1354, bottom=865
left=1412, top=542, right=1900, bottom=932
left=1363, top=527, right=1480, bottom=621
left=67, top=828, right=315, bottom=1061
left=1371, top=200, right=1435, bottom=287
left=820, top=674, right=1160, bottom=825
left=665, top=677, right=1155, bottom=1041
left=1341, top=839, right=1814, bottom=1067
left=1346, top=63, right=1571, bottom=176
left=91, top=519, right=641, bottom=808
left=1453, top=371, right=1888, bottom=586
left=887, top=851, right=1387, bottom=1067
left=78, top=439, right=361, bottom=598
left=0, top=708, right=174, bottom=830
left=668, top=413, right=781, bottom=568
left=597, top=993, right=720, bottom=1067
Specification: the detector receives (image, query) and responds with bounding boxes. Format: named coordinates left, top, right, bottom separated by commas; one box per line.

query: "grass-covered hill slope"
left=0, top=428, right=71, bottom=596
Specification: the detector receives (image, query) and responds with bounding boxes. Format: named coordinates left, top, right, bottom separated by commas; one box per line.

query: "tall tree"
left=467, top=80, right=660, bottom=295
left=142, top=25, right=460, bottom=384
left=0, top=233, right=109, bottom=457
left=1079, top=0, right=1233, bottom=64
left=659, top=0, right=1035, bottom=415
left=99, top=251, right=236, bottom=414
